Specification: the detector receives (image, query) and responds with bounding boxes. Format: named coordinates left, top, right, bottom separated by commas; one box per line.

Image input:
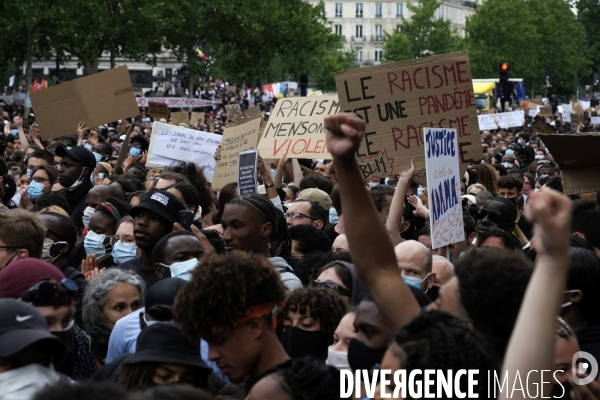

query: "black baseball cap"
left=55, top=145, right=97, bottom=170
left=129, top=190, right=186, bottom=225
left=145, top=277, right=188, bottom=310
left=0, top=299, right=65, bottom=358
left=123, top=322, right=211, bottom=372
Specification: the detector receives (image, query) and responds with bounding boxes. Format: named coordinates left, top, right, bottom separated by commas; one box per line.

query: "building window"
left=375, top=3, right=383, bottom=17
left=396, top=3, right=404, bottom=17
left=335, top=24, right=342, bottom=36
left=357, top=48, right=363, bottom=63
left=375, top=24, right=382, bottom=40
left=356, top=3, right=363, bottom=18
left=375, top=48, right=383, bottom=62
left=356, top=25, right=363, bottom=38
left=335, top=3, right=343, bottom=17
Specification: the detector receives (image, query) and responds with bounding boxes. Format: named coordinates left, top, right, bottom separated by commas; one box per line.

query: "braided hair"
left=395, top=310, right=498, bottom=399
left=228, top=194, right=278, bottom=231
left=174, top=252, right=287, bottom=338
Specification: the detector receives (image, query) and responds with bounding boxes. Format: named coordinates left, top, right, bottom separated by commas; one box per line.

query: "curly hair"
left=171, top=182, right=200, bottom=214
left=497, top=176, right=523, bottom=192
left=174, top=252, right=287, bottom=338
left=248, top=357, right=340, bottom=400
left=473, top=163, right=498, bottom=196
left=164, top=162, right=213, bottom=217
left=288, top=224, right=331, bottom=256
left=275, top=287, right=347, bottom=347
left=299, top=175, right=333, bottom=195
left=455, top=248, right=532, bottom=361
left=82, top=269, right=145, bottom=347
left=394, top=310, right=498, bottom=398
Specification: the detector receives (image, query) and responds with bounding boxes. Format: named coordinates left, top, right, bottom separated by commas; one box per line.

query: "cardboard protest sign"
left=591, top=116, right=600, bottom=125
left=538, top=133, right=600, bottom=194
left=190, top=112, right=205, bottom=127
left=477, top=110, right=524, bottom=131
left=528, top=109, right=537, bottom=117
left=539, top=106, right=552, bottom=117
left=530, top=118, right=556, bottom=134
left=228, top=85, right=237, bottom=94
left=238, top=150, right=259, bottom=195
left=225, top=104, right=241, bottom=122
left=300, top=165, right=319, bottom=177
left=423, top=127, right=464, bottom=249
left=258, top=95, right=339, bottom=159
left=571, top=113, right=581, bottom=126
left=212, top=117, right=263, bottom=190
left=334, top=51, right=482, bottom=180
left=245, top=107, right=262, bottom=119
left=146, top=122, right=222, bottom=182
left=573, top=102, right=585, bottom=116
left=170, top=111, right=189, bottom=126
left=526, top=99, right=544, bottom=109
left=30, top=66, right=139, bottom=139
left=148, top=102, right=169, bottom=121
left=562, top=104, right=573, bottom=123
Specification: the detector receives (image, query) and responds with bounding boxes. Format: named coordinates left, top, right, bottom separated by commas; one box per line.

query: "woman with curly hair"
left=83, top=269, right=145, bottom=365
left=276, top=287, right=348, bottom=362
left=473, top=163, right=498, bottom=196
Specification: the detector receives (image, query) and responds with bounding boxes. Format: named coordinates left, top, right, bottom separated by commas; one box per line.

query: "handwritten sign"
left=212, top=117, right=262, bottom=190
left=334, top=51, right=481, bottom=180
left=190, top=112, right=205, bottom=127
left=591, top=116, right=600, bottom=125
left=423, top=127, right=464, bottom=249
left=477, top=110, right=524, bottom=130
left=528, top=109, right=537, bottom=117
left=300, top=165, right=319, bottom=177
left=238, top=150, right=259, bottom=195
left=225, top=104, right=241, bottom=122
left=571, top=113, right=580, bottom=126
left=562, top=104, right=573, bottom=123
left=170, top=111, right=189, bottom=126
left=146, top=122, right=222, bottom=182
left=246, top=106, right=262, bottom=119
left=258, top=95, right=339, bottom=159
left=148, top=102, right=169, bottom=121
left=136, top=98, right=220, bottom=108
left=539, top=106, right=552, bottom=117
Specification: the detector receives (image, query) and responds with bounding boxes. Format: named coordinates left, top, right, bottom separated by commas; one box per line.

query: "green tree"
left=397, top=0, right=460, bottom=58
left=309, top=43, right=358, bottom=91
left=575, top=0, right=600, bottom=86
left=382, top=31, right=413, bottom=62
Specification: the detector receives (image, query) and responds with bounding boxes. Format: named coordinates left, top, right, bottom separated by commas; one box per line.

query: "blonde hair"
left=38, top=205, right=70, bottom=217
left=467, top=183, right=487, bottom=194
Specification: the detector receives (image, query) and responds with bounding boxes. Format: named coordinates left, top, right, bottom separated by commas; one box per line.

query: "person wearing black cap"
left=0, top=299, right=67, bottom=400
left=119, top=190, right=186, bottom=288
left=56, top=146, right=96, bottom=231
left=116, top=322, right=212, bottom=391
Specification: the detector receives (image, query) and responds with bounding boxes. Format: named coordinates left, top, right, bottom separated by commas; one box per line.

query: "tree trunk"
left=24, top=22, right=36, bottom=118
left=110, top=41, right=116, bottom=69
left=83, top=59, right=99, bottom=76
left=55, top=52, right=60, bottom=77
left=187, top=51, right=194, bottom=99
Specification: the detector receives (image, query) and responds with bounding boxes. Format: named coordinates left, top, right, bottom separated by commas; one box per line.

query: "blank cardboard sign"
left=334, top=51, right=482, bottom=180
left=30, top=66, right=139, bottom=139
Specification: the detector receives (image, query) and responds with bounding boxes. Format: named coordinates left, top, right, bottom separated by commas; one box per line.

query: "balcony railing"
left=351, top=36, right=366, bottom=42
left=371, top=35, right=384, bottom=42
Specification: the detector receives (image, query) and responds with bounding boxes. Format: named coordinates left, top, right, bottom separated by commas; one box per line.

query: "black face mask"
left=427, top=285, right=441, bottom=301
left=53, top=328, right=74, bottom=353
left=347, top=338, right=387, bottom=371
left=279, top=326, right=327, bottom=359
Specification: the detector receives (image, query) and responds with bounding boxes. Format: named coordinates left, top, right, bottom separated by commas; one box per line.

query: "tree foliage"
left=382, top=32, right=413, bottom=63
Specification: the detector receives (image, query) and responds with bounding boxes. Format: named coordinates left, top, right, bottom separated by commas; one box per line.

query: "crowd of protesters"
left=0, top=87, right=599, bottom=400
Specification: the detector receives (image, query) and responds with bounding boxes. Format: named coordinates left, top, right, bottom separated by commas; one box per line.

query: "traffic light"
left=499, top=62, right=512, bottom=112
left=499, top=63, right=509, bottom=82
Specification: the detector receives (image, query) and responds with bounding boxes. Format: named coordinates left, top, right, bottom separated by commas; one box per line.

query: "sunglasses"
left=476, top=209, right=510, bottom=225
left=313, top=280, right=351, bottom=297
left=20, top=278, right=77, bottom=303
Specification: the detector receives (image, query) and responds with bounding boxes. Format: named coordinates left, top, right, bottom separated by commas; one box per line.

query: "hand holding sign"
left=324, top=114, right=366, bottom=162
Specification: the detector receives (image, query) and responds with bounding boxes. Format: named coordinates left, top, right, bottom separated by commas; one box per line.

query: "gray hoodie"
left=269, top=257, right=302, bottom=291
left=0, top=364, right=64, bottom=400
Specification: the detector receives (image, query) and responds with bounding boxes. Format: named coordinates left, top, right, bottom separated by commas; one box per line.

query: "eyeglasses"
left=476, top=209, right=511, bottom=225
left=20, top=279, right=77, bottom=303
left=284, top=212, right=316, bottom=221
left=29, top=176, right=50, bottom=184
left=313, top=280, right=351, bottom=297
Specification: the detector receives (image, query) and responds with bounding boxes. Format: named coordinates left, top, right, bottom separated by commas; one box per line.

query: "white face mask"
left=82, top=206, right=95, bottom=229
left=160, top=258, right=199, bottom=281
left=535, top=155, right=545, bottom=160
left=67, top=168, right=87, bottom=192
left=562, top=289, right=581, bottom=308
left=326, top=347, right=350, bottom=370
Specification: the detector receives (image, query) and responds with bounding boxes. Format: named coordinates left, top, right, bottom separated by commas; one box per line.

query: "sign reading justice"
left=334, top=51, right=482, bottom=180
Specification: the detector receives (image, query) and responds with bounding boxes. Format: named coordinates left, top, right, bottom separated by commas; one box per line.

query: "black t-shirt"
left=517, top=215, right=533, bottom=239
left=118, top=257, right=160, bottom=289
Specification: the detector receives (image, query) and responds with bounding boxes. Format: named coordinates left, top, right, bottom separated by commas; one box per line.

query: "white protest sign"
left=592, top=117, right=600, bottom=125
left=562, top=104, right=573, bottom=123
left=146, top=122, right=222, bottom=182
left=477, top=110, right=524, bottom=130
left=581, top=101, right=591, bottom=111
left=528, top=109, right=537, bottom=117
left=423, top=127, right=464, bottom=249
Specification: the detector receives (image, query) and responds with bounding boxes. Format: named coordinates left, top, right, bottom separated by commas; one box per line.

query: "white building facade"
left=306, top=0, right=478, bottom=66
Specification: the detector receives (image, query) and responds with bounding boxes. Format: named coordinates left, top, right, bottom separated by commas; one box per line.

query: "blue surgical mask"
left=505, top=149, right=514, bottom=157
left=84, top=143, right=93, bottom=151
left=402, top=273, right=429, bottom=289
left=26, top=169, right=32, bottom=178
left=27, top=180, right=44, bottom=201
left=11, top=129, right=18, bottom=136
left=329, top=208, right=339, bottom=225
left=66, top=146, right=73, bottom=150
left=368, top=182, right=378, bottom=188
left=92, top=151, right=102, bottom=162
left=111, top=240, right=137, bottom=265
left=129, top=147, right=141, bottom=157
left=161, top=258, right=199, bottom=281
left=84, top=230, right=108, bottom=257
left=417, top=187, right=425, bottom=197
left=82, top=206, right=95, bottom=230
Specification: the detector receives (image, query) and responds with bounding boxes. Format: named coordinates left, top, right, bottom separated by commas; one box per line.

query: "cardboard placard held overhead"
left=238, top=150, right=259, bottom=196
left=30, top=66, right=140, bottom=139
left=300, top=165, right=319, bottom=177
left=148, top=102, right=169, bottom=121
left=190, top=112, right=205, bottom=128
left=225, top=104, right=242, bottom=122
left=170, top=111, right=189, bottom=126
left=478, top=110, right=524, bottom=131
left=573, top=102, right=585, bottom=116
left=146, top=122, right=222, bottom=182
left=258, top=95, right=339, bottom=159
left=538, top=133, right=600, bottom=194
left=530, top=118, right=556, bottom=134
left=228, top=85, right=237, bottom=94
left=245, top=106, right=262, bottom=119
left=212, top=116, right=263, bottom=190
left=539, top=106, right=553, bottom=117
left=562, top=104, right=573, bottom=123
left=423, top=127, right=464, bottom=249
left=334, top=51, right=482, bottom=180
